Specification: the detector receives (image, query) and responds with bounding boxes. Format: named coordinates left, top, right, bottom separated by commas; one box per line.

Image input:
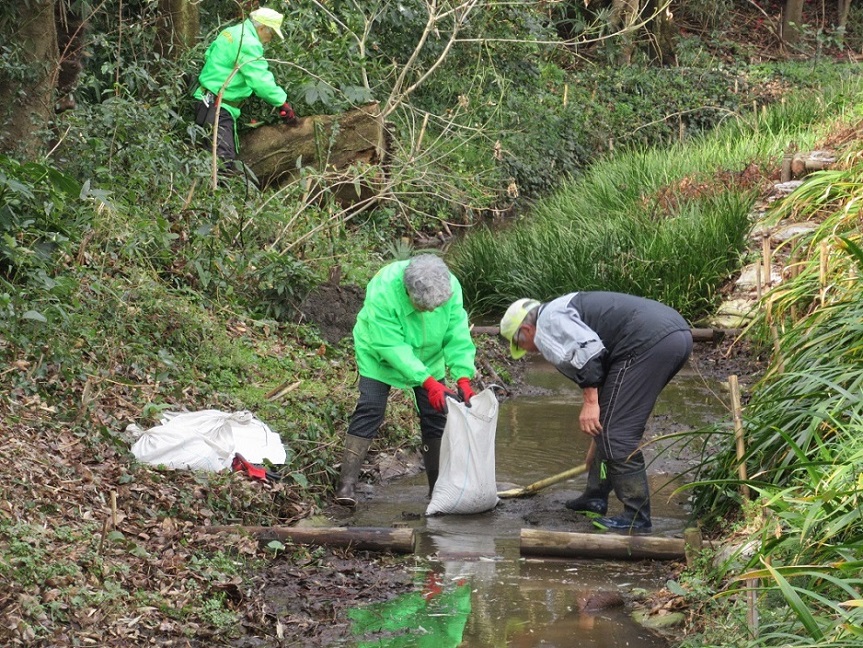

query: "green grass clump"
left=683, top=146, right=863, bottom=648
left=449, top=76, right=863, bottom=323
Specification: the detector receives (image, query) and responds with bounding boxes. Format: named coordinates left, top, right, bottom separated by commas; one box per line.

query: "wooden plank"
left=207, top=525, right=416, bottom=554
left=520, top=528, right=691, bottom=561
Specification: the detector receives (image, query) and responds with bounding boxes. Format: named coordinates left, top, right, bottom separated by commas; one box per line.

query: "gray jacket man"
left=501, top=291, right=692, bottom=533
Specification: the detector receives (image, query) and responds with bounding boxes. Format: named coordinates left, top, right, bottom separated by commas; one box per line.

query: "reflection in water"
left=346, top=357, right=726, bottom=648
left=348, top=575, right=471, bottom=647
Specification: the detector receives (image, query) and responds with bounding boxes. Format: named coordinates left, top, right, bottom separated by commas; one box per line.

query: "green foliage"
left=683, top=146, right=863, bottom=647
left=248, top=249, right=316, bottom=321
left=0, top=155, right=83, bottom=281
left=448, top=75, right=863, bottom=319
left=14, top=3, right=863, bottom=645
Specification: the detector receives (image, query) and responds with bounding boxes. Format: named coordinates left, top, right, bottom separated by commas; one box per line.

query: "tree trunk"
left=0, top=1, right=58, bottom=158
left=782, top=0, right=805, bottom=45
left=837, top=0, right=851, bottom=30
left=239, top=102, right=387, bottom=202
left=156, top=0, right=200, bottom=60
left=610, top=0, right=639, bottom=65
left=646, top=0, right=676, bottom=65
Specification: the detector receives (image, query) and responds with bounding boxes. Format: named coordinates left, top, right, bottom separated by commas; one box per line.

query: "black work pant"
left=193, top=99, right=237, bottom=161
left=347, top=376, right=446, bottom=443
left=595, top=329, right=693, bottom=472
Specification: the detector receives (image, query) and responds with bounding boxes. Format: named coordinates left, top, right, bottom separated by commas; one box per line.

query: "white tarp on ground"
left=426, top=388, right=500, bottom=516
left=129, top=410, right=286, bottom=471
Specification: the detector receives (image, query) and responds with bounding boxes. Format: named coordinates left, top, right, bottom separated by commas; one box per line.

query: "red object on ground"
left=232, top=453, right=269, bottom=481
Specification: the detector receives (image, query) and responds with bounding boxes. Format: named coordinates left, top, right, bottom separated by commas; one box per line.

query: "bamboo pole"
left=747, top=577, right=760, bottom=638
left=819, top=240, right=828, bottom=306
left=755, top=260, right=762, bottom=300
left=206, top=526, right=416, bottom=554
left=765, top=301, right=783, bottom=373
left=728, top=374, right=750, bottom=502
left=498, top=464, right=588, bottom=499
left=520, top=528, right=701, bottom=561
left=761, top=235, right=772, bottom=288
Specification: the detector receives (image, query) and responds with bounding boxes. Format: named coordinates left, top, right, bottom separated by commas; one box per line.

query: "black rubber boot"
left=598, top=468, right=652, bottom=533
left=564, top=460, right=611, bottom=514
left=422, top=438, right=442, bottom=498
left=335, top=435, right=373, bottom=507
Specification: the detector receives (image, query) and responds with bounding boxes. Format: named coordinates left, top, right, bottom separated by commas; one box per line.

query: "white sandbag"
left=130, top=410, right=286, bottom=471
left=426, top=388, right=499, bottom=516
left=223, top=410, right=287, bottom=464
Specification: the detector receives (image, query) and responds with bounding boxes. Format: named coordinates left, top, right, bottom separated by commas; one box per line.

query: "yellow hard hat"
left=500, top=298, right=540, bottom=359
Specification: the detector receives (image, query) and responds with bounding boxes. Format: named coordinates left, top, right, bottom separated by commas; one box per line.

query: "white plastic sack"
left=130, top=409, right=286, bottom=471
left=426, top=388, right=499, bottom=516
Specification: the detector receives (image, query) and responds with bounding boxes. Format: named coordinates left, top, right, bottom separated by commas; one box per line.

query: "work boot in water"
left=598, top=467, right=652, bottom=533
left=335, top=435, right=373, bottom=507
left=422, top=438, right=442, bottom=498
left=565, top=460, right=611, bottom=515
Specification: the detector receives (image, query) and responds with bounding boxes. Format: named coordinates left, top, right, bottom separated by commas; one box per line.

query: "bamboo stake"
left=755, top=260, right=762, bottom=300
left=728, top=375, right=750, bottom=502
left=747, top=577, right=760, bottom=638
left=819, top=240, right=828, bottom=306
left=761, top=235, right=772, bottom=288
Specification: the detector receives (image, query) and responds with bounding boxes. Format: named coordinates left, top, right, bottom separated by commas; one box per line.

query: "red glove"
left=456, top=378, right=475, bottom=405
left=278, top=102, right=297, bottom=124
left=423, top=377, right=457, bottom=413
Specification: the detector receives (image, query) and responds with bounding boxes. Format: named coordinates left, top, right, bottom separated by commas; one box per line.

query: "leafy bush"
left=0, top=156, right=83, bottom=283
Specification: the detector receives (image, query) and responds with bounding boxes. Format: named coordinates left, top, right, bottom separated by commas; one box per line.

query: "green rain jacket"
left=353, top=260, right=476, bottom=389
left=193, top=19, right=287, bottom=120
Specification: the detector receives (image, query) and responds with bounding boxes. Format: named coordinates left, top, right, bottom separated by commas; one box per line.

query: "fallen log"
left=470, top=326, right=737, bottom=343
left=520, top=527, right=701, bottom=561
left=207, top=525, right=416, bottom=554
left=239, top=102, right=386, bottom=201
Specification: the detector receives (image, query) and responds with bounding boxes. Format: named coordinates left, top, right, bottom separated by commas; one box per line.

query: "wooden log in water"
left=206, top=525, right=416, bottom=554
left=520, top=528, right=699, bottom=561
left=470, top=326, right=735, bottom=343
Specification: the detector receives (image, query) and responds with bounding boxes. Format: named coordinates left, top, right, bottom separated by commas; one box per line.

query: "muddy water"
left=341, top=356, right=727, bottom=647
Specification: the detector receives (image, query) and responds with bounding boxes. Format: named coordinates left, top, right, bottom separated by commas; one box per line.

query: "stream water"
left=336, top=353, right=727, bottom=647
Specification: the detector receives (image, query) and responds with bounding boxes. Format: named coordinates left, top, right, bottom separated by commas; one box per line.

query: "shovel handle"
left=497, top=440, right=596, bottom=499
left=497, top=463, right=589, bottom=499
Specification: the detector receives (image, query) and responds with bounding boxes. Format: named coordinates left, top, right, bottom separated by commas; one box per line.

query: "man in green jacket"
left=192, top=7, right=296, bottom=169
left=335, top=255, right=478, bottom=507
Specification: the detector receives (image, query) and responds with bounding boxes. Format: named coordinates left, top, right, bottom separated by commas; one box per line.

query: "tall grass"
left=449, top=77, right=863, bottom=322
left=687, top=146, right=863, bottom=646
